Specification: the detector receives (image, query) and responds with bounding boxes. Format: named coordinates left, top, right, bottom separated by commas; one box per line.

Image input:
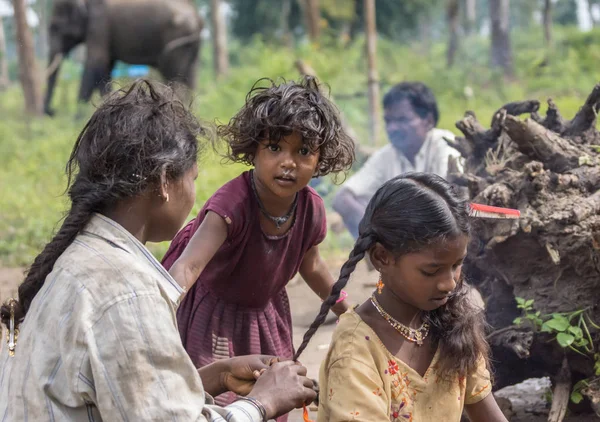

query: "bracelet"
left=238, top=396, right=268, bottom=422
left=336, top=290, right=348, bottom=304
left=321, top=290, right=347, bottom=304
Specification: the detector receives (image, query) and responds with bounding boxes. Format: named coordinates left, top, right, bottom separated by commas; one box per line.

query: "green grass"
left=1, top=27, right=599, bottom=266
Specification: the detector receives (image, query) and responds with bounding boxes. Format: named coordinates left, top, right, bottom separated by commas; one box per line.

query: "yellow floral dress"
left=317, top=309, right=491, bottom=422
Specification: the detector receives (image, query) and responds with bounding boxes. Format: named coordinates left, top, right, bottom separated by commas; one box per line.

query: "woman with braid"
left=0, top=80, right=317, bottom=422
left=294, top=173, right=508, bottom=421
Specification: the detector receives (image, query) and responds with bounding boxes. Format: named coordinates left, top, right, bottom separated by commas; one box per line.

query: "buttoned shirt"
left=343, top=128, right=462, bottom=202
left=0, top=213, right=263, bottom=421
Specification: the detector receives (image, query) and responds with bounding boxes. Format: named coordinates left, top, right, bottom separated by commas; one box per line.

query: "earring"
left=376, top=272, right=384, bottom=295
left=165, top=193, right=170, bottom=203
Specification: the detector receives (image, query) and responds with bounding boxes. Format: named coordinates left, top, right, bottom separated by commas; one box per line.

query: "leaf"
left=568, top=326, right=583, bottom=338
left=557, top=332, right=575, bottom=348
left=516, top=297, right=525, bottom=306
left=571, top=391, right=583, bottom=404
left=525, top=299, right=534, bottom=308
left=513, top=317, right=523, bottom=325
left=546, top=316, right=570, bottom=332
left=541, top=322, right=552, bottom=333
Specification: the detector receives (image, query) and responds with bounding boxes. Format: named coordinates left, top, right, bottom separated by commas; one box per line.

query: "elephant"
left=44, top=0, right=203, bottom=116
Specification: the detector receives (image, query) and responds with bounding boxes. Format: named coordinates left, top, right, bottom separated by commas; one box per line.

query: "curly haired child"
left=162, top=76, right=355, bottom=415
left=294, top=173, right=508, bottom=421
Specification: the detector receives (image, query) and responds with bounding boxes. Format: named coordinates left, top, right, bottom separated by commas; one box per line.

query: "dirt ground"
left=0, top=264, right=597, bottom=421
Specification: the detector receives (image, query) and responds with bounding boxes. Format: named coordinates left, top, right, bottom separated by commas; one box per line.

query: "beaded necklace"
left=250, top=170, right=298, bottom=230
left=370, top=293, right=429, bottom=346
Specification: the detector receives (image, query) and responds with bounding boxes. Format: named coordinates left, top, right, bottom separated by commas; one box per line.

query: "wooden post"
left=281, top=0, right=293, bottom=48
left=464, top=0, right=476, bottom=35
left=0, top=17, right=8, bottom=90
left=446, top=0, right=460, bottom=68
left=543, top=0, right=552, bottom=46
left=364, top=0, right=380, bottom=145
left=489, top=0, right=513, bottom=77
left=301, top=0, right=321, bottom=43
left=12, top=0, right=43, bottom=115
left=211, top=0, right=229, bottom=78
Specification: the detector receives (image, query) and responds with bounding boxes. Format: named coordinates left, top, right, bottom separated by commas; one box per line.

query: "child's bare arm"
left=464, top=394, right=508, bottom=422
left=299, top=245, right=349, bottom=316
left=168, top=211, right=228, bottom=290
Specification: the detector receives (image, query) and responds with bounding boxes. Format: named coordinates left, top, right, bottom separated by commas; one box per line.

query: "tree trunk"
left=364, top=0, right=379, bottom=145
left=12, top=0, right=43, bottom=115
left=301, top=0, right=321, bottom=43
left=211, top=0, right=228, bottom=79
left=447, top=86, right=600, bottom=417
left=447, top=0, right=460, bottom=68
left=37, top=0, right=48, bottom=60
left=588, top=0, right=597, bottom=27
left=489, top=0, right=513, bottom=77
left=464, top=0, right=476, bottom=35
left=543, top=0, right=552, bottom=46
left=0, top=17, right=8, bottom=90
left=419, top=11, right=432, bottom=54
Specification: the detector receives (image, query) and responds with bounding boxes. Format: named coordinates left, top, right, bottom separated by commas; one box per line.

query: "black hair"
left=217, top=76, right=355, bottom=177
left=383, top=81, right=440, bottom=126
left=1, top=79, right=202, bottom=328
left=294, top=172, right=490, bottom=379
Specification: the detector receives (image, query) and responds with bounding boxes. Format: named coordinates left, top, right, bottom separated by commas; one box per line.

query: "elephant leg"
left=99, top=60, right=115, bottom=97
left=78, top=58, right=111, bottom=104
left=158, top=42, right=199, bottom=94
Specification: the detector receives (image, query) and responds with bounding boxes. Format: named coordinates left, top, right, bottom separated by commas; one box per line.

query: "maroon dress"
left=161, top=171, right=326, bottom=414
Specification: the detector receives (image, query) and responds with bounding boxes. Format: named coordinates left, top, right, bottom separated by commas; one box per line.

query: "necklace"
left=370, top=293, right=429, bottom=346
left=250, top=171, right=298, bottom=230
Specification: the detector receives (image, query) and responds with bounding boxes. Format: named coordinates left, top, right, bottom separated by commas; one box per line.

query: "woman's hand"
left=197, top=355, right=278, bottom=397
left=248, top=360, right=317, bottom=420
left=220, top=355, right=279, bottom=396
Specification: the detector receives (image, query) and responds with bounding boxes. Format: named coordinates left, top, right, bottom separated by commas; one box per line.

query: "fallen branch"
left=564, top=83, right=600, bottom=137
left=487, top=326, right=534, bottom=359
left=503, top=115, right=584, bottom=173
left=542, top=99, right=568, bottom=134
left=547, top=356, right=571, bottom=422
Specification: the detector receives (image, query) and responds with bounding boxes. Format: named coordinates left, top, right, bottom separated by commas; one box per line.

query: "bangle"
left=322, top=290, right=348, bottom=304
left=238, top=396, right=268, bottom=421
left=335, top=290, right=348, bottom=304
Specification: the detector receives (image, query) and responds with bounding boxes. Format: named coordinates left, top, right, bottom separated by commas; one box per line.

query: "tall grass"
left=1, top=27, right=598, bottom=266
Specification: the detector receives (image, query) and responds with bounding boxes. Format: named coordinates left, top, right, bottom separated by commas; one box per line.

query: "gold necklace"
left=370, top=294, right=429, bottom=346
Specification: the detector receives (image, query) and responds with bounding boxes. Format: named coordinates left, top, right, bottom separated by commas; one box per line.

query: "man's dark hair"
left=383, top=81, right=439, bottom=126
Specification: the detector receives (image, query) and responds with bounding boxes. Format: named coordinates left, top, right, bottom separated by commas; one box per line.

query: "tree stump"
left=448, top=85, right=600, bottom=417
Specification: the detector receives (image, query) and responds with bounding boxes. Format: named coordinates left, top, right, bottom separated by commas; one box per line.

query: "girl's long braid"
left=293, top=233, right=376, bottom=361
left=0, top=181, right=110, bottom=325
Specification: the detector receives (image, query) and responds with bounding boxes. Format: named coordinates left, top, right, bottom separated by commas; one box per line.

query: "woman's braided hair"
left=1, top=79, right=202, bottom=328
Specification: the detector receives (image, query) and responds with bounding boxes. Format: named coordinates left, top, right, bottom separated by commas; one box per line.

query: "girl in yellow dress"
left=294, top=172, right=508, bottom=421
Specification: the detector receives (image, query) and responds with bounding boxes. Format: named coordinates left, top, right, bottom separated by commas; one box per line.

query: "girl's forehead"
left=408, top=235, right=469, bottom=262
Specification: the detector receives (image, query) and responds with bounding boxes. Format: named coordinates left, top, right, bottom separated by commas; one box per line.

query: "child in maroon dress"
left=161, top=76, right=355, bottom=417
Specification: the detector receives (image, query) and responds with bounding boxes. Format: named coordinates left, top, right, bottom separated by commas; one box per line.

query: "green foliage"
left=0, top=26, right=598, bottom=267
left=553, top=0, right=579, bottom=26
left=513, top=298, right=600, bottom=403
left=228, top=0, right=303, bottom=42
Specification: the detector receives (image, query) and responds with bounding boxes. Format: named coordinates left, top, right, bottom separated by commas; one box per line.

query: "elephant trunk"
left=44, top=49, right=64, bottom=117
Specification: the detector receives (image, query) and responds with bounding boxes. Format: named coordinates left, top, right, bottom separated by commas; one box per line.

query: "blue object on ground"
left=112, top=63, right=150, bottom=78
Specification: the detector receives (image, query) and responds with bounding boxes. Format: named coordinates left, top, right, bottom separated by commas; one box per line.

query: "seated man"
left=333, top=81, right=462, bottom=238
